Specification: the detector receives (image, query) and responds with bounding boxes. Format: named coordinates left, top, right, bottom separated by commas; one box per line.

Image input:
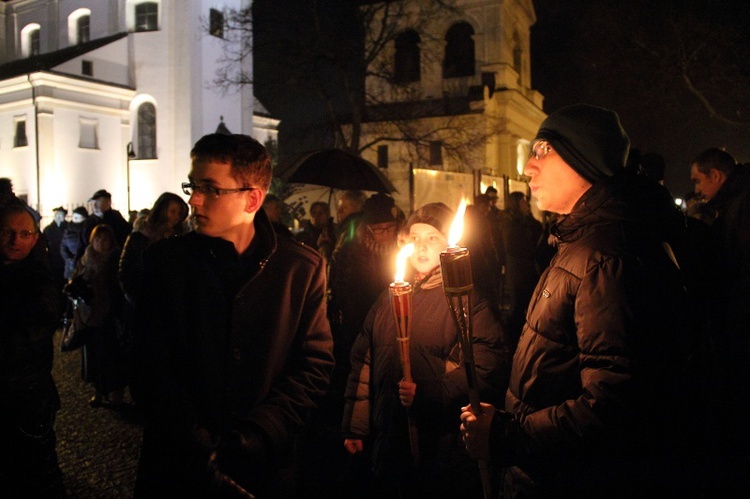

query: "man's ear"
left=709, top=168, right=726, bottom=184
left=245, top=189, right=265, bottom=214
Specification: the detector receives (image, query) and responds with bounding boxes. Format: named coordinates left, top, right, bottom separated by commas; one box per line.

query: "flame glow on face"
left=448, top=199, right=467, bottom=247
left=394, top=243, right=415, bottom=283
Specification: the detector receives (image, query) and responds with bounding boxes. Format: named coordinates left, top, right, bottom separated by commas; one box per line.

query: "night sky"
left=254, top=0, right=750, bottom=198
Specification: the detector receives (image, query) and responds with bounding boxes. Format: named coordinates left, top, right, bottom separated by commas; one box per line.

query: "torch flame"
left=394, top=243, right=415, bottom=283
left=448, top=199, right=467, bottom=248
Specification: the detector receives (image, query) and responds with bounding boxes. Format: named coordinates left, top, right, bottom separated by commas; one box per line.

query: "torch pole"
left=389, top=281, right=420, bottom=466
left=440, top=247, right=493, bottom=499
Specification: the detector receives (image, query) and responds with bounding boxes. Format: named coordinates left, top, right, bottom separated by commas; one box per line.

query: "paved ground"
left=52, top=328, right=142, bottom=498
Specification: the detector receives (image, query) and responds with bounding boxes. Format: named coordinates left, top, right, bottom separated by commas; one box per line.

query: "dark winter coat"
left=132, top=210, right=334, bottom=498
left=343, top=270, right=511, bottom=489
left=0, top=257, right=61, bottom=430
left=42, top=221, right=67, bottom=282
left=60, top=221, right=87, bottom=280
left=491, top=173, right=691, bottom=496
left=83, top=209, right=131, bottom=247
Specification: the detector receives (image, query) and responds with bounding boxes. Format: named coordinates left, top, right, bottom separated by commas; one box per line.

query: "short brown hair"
left=190, top=134, right=272, bottom=192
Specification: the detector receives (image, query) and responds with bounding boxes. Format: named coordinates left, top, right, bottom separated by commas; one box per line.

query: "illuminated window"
left=394, top=30, right=420, bottom=83
left=14, top=118, right=28, bottom=148
left=443, top=22, right=475, bottom=78
left=21, top=24, right=41, bottom=57
left=135, top=2, right=159, bottom=32
left=137, top=103, right=157, bottom=159
left=210, top=8, right=224, bottom=38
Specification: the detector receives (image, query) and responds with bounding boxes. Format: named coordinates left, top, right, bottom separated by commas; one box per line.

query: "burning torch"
left=439, top=200, right=492, bottom=499
left=389, top=242, right=419, bottom=466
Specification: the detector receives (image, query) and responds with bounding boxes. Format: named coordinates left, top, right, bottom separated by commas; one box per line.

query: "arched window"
left=137, top=103, right=157, bottom=159
left=443, top=22, right=475, bottom=78
left=394, top=30, right=420, bottom=83
left=21, top=24, right=41, bottom=57
left=135, top=2, right=159, bottom=32
left=77, top=15, right=91, bottom=44
left=68, top=8, right=91, bottom=46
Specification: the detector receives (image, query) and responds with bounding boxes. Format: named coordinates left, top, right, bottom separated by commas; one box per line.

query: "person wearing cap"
left=342, top=202, right=511, bottom=498
left=83, top=189, right=132, bottom=247
left=310, top=193, right=404, bottom=493
left=43, top=206, right=69, bottom=289
left=61, top=207, right=89, bottom=281
left=460, top=104, right=694, bottom=496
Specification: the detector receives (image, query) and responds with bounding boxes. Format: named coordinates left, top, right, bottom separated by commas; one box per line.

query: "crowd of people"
left=1, top=102, right=749, bottom=497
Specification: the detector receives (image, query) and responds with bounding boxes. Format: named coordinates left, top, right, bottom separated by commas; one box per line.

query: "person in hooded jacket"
left=460, top=104, right=694, bottom=497
left=343, top=203, right=512, bottom=499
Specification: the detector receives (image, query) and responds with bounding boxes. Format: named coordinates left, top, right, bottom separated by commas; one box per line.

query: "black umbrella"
left=281, top=149, right=397, bottom=193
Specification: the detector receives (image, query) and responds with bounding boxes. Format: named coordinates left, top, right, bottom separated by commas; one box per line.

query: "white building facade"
left=0, top=0, right=276, bottom=219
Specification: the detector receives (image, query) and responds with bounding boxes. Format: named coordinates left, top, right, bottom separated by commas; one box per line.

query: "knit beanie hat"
left=73, top=206, right=89, bottom=217
left=534, top=104, right=630, bottom=183
left=406, top=202, right=454, bottom=237
left=362, top=193, right=398, bottom=224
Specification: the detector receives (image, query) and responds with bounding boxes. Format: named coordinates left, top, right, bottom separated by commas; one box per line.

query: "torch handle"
left=397, top=337, right=412, bottom=381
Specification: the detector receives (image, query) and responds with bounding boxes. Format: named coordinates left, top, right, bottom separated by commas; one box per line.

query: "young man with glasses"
left=460, top=104, right=696, bottom=496
left=0, top=206, right=66, bottom=497
left=132, top=133, right=334, bottom=498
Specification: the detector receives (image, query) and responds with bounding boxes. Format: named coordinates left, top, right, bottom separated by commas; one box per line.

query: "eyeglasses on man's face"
left=529, top=140, right=553, bottom=161
left=182, top=182, right=256, bottom=200
left=369, top=223, right=397, bottom=235
left=0, top=228, right=37, bottom=240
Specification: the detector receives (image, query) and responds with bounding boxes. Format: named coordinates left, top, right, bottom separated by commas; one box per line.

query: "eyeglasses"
left=182, top=182, right=256, bottom=199
left=529, top=140, right=553, bottom=161
left=369, top=223, right=397, bottom=235
left=0, top=228, right=38, bottom=240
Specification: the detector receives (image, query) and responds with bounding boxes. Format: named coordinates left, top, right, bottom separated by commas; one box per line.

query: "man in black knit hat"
left=461, top=104, right=695, bottom=497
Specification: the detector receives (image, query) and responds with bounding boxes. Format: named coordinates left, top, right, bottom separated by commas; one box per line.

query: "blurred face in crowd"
left=93, top=196, right=111, bottom=217
left=407, top=223, right=447, bottom=278
left=54, top=211, right=66, bottom=224
left=337, top=198, right=359, bottom=223
left=690, top=163, right=725, bottom=202
left=166, top=201, right=184, bottom=228
left=264, top=200, right=282, bottom=223
left=1, top=210, right=39, bottom=263
left=91, top=232, right=113, bottom=254
left=368, top=221, right=398, bottom=246
left=310, top=204, right=329, bottom=229
left=187, top=160, right=260, bottom=250
left=524, top=140, right=592, bottom=215
left=72, top=213, right=86, bottom=224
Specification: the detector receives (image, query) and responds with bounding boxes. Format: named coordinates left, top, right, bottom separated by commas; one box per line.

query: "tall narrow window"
left=429, top=141, right=443, bottom=166
left=29, top=28, right=41, bottom=56
left=137, top=103, right=157, bottom=159
left=443, top=22, right=475, bottom=78
left=82, top=60, right=93, bottom=76
left=14, top=118, right=28, bottom=148
left=135, top=2, right=159, bottom=32
left=77, top=15, right=91, bottom=44
left=210, top=8, right=224, bottom=38
left=377, top=145, right=389, bottom=169
left=79, top=119, right=98, bottom=149
left=394, top=30, right=420, bottom=83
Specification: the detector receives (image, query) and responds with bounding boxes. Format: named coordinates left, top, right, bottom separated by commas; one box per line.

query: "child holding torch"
left=342, top=203, right=512, bottom=498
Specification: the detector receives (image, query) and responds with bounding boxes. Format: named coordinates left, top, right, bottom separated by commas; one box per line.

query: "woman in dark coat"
left=342, top=203, right=512, bottom=498
left=70, top=224, right=125, bottom=407
left=119, top=192, right=189, bottom=305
